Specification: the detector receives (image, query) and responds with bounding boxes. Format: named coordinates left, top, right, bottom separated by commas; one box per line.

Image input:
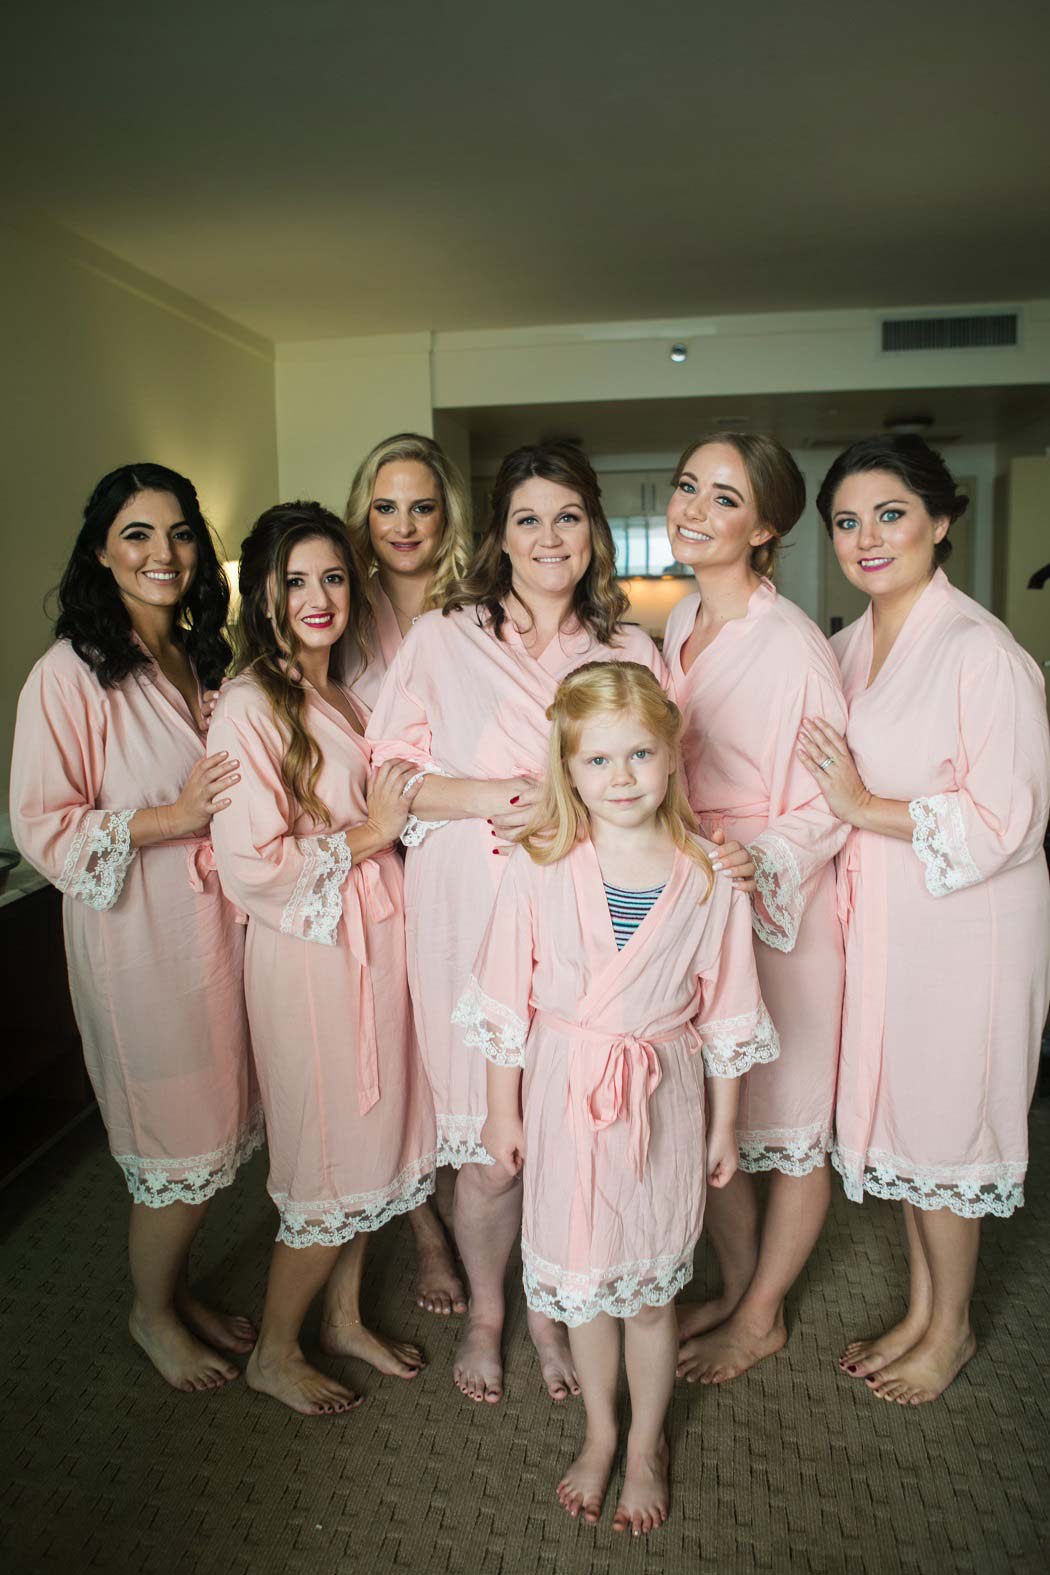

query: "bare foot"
left=612, top=1438, right=670, bottom=1536
left=527, top=1312, right=581, bottom=1401
left=865, top=1327, right=977, bottom=1406
left=676, top=1292, right=740, bottom=1342
left=453, top=1310, right=503, bottom=1403
left=177, top=1288, right=256, bottom=1355
left=414, top=1235, right=467, bottom=1317
left=839, top=1312, right=930, bottom=1378
left=245, top=1345, right=362, bottom=1417
left=129, top=1304, right=239, bottom=1393
left=320, top=1319, right=425, bottom=1379
left=556, top=1434, right=617, bottom=1524
left=677, top=1313, right=787, bottom=1384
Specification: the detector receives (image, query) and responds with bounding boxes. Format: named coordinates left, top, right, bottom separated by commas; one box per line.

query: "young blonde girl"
left=453, top=662, right=778, bottom=1534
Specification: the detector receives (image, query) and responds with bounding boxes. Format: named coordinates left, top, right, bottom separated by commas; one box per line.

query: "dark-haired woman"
left=661, top=435, right=850, bottom=1386
left=367, top=443, right=668, bottom=1408
left=11, top=464, right=260, bottom=1393
left=209, top=502, right=436, bottom=1417
left=802, top=435, right=1050, bottom=1405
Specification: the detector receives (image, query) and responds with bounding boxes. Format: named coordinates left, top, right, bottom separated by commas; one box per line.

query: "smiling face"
left=96, top=489, right=198, bottom=611
left=275, top=534, right=351, bottom=655
left=502, top=478, right=593, bottom=604
left=368, top=459, right=445, bottom=580
left=665, top=442, right=773, bottom=573
left=567, top=709, right=672, bottom=833
left=829, top=470, right=949, bottom=601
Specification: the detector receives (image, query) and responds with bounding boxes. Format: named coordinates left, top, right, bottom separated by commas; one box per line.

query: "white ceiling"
left=5, top=2, right=1050, bottom=342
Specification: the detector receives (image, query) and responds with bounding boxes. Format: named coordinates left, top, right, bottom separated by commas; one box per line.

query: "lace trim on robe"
left=908, top=794, right=982, bottom=897
left=738, top=1121, right=832, bottom=1177
left=280, top=832, right=352, bottom=946
left=450, top=976, right=528, bottom=1067
left=400, top=763, right=451, bottom=847
left=273, top=1154, right=436, bottom=1247
left=115, top=1106, right=265, bottom=1207
left=56, top=808, right=137, bottom=911
left=747, top=832, right=804, bottom=953
left=436, top=1114, right=496, bottom=1170
left=698, top=1003, right=780, bottom=1079
left=521, top=1239, right=694, bottom=1327
left=832, top=1144, right=1025, bottom=1220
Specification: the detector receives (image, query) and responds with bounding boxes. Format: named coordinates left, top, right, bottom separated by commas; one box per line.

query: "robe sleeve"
left=695, top=886, right=780, bottom=1079
left=365, top=632, right=450, bottom=846
left=748, top=664, right=850, bottom=951
left=451, top=852, right=534, bottom=1068
left=907, top=646, right=1050, bottom=897
left=10, top=653, right=137, bottom=911
left=208, top=701, right=352, bottom=947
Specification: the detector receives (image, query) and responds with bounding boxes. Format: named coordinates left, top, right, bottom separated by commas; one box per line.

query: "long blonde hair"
left=520, top=661, right=713, bottom=896
left=344, top=432, right=473, bottom=611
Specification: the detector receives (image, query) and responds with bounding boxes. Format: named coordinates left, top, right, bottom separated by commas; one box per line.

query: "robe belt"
left=535, top=1010, right=701, bottom=1232
left=698, top=801, right=770, bottom=838
left=834, top=827, right=887, bottom=1173
left=173, top=837, right=249, bottom=925
left=340, top=852, right=398, bottom=1117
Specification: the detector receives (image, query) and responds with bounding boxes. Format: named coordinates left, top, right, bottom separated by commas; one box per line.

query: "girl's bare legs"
left=453, top=1162, right=578, bottom=1402
left=320, top=1230, right=425, bottom=1378
left=558, top=1315, right=620, bottom=1523
left=679, top=1162, right=830, bottom=1383
left=614, top=1302, right=677, bottom=1536
left=676, top=1169, right=760, bottom=1340
left=840, top=1201, right=933, bottom=1377
left=865, top=1207, right=979, bottom=1405
left=128, top=1199, right=241, bottom=1391
left=246, top=1241, right=362, bottom=1416
left=407, top=1178, right=466, bottom=1316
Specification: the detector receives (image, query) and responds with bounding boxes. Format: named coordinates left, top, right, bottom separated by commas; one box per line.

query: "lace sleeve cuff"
left=908, top=794, right=982, bottom=897
left=401, top=763, right=451, bottom=847
left=748, top=833, right=804, bottom=952
left=280, top=832, right=352, bottom=945
left=451, top=976, right=528, bottom=1067
left=56, top=808, right=136, bottom=911
left=699, top=1003, right=780, bottom=1079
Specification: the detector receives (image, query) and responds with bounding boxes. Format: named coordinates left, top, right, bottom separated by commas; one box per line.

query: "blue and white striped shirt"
left=603, top=881, right=666, bottom=951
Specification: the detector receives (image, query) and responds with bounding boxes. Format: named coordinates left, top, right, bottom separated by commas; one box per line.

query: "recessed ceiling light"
left=670, top=344, right=687, bottom=363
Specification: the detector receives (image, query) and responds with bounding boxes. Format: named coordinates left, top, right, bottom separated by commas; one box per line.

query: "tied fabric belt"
left=535, top=1010, right=701, bottom=1231
left=834, top=827, right=887, bottom=1172
left=178, top=837, right=248, bottom=925
left=698, top=800, right=770, bottom=840
left=339, top=853, right=398, bottom=1116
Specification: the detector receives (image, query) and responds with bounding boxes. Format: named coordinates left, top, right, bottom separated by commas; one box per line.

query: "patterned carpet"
left=1, top=1102, right=1047, bottom=1575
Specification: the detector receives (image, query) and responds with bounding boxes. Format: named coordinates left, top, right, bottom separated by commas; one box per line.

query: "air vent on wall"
left=881, top=313, right=1018, bottom=352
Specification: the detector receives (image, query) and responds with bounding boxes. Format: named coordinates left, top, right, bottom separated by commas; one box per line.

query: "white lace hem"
left=280, top=832, right=352, bottom=946
left=738, top=1122, right=831, bottom=1177
left=400, top=763, right=451, bottom=847
left=273, top=1155, right=436, bottom=1246
left=451, top=976, right=528, bottom=1067
left=699, top=1003, right=780, bottom=1079
left=908, top=794, right=982, bottom=898
left=57, top=808, right=136, bottom=911
left=748, top=833, right=804, bottom=953
left=436, top=1114, right=496, bottom=1169
left=832, top=1145, right=1025, bottom=1219
left=115, top=1107, right=265, bottom=1206
left=522, top=1240, right=694, bottom=1327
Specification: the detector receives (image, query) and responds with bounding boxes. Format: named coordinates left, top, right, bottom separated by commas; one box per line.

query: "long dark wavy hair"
left=233, top=502, right=370, bottom=827
left=442, top=442, right=629, bottom=644
left=54, top=462, right=232, bottom=689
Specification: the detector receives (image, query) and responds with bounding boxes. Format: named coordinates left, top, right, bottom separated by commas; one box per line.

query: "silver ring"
left=818, top=755, right=835, bottom=772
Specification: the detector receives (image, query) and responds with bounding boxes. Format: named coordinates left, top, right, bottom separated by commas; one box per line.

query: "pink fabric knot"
left=341, top=852, right=399, bottom=1118
left=185, top=839, right=216, bottom=893
left=585, top=1035, right=663, bottom=1182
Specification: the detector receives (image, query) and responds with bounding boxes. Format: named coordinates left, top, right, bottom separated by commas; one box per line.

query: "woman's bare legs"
left=676, top=1169, right=760, bottom=1340
left=614, top=1303, right=677, bottom=1536
left=558, top=1315, right=620, bottom=1523
left=679, top=1163, right=830, bottom=1383
left=407, top=1176, right=467, bottom=1316
left=128, top=1199, right=242, bottom=1391
left=840, top=1201, right=933, bottom=1377
left=865, top=1207, right=979, bottom=1405
left=320, top=1230, right=425, bottom=1378
left=245, top=1241, right=362, bottom=1416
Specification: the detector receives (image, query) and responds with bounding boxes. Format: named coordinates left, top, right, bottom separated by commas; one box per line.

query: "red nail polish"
left=510, top=796, right=519, bottom=805
left=491, top=849, right=499, bottom=855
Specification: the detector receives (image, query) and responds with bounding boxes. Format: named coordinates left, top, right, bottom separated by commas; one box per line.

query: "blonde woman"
left=457, top=662, right=777, bottom=1533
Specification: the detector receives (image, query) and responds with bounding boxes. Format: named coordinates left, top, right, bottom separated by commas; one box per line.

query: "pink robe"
left=831, top=570, right=1050, bottom=1218
left=208, top=674, right=436, bottom=1246
left=350, top=581, right=405, bottom=712
left=10, top=640, right=259, bottom=1204
left=366, top=604, right=667, bottom=1168
left=662, top=580, right=849, bottom=1175
left=453, top=841, right=779, bottom=1324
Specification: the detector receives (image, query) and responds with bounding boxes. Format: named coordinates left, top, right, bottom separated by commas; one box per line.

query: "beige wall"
left=0, top=214, right=278, bottom=790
